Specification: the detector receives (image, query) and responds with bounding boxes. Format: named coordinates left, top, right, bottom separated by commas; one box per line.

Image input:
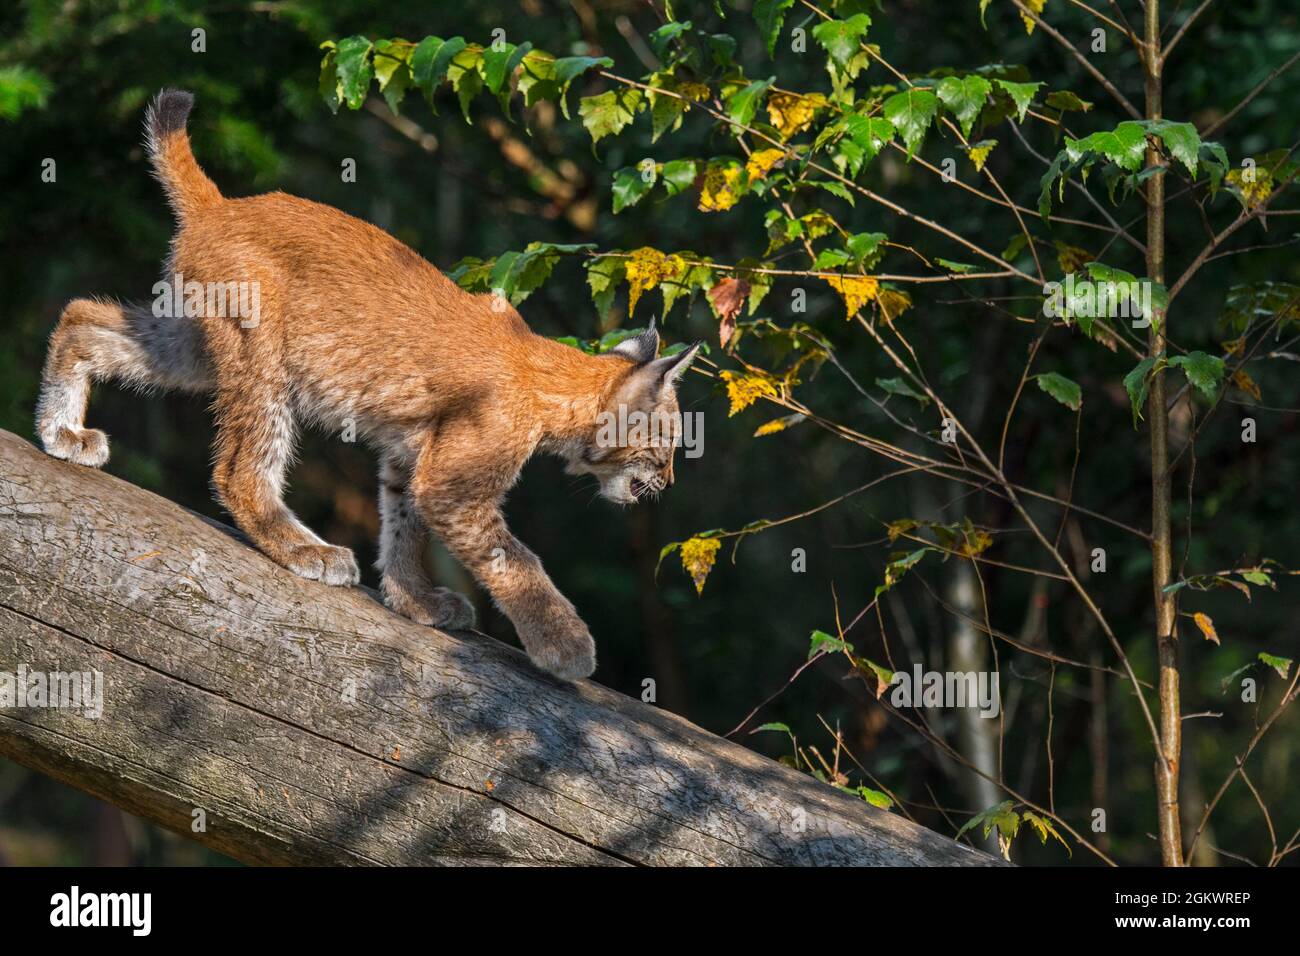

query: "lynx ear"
left=609, top=318, right=660, bottom=363
left=641, top=342, right=703, bottom=393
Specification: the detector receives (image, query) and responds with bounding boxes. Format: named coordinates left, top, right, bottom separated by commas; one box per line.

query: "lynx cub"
left=36, top=90, right=699, bottom=681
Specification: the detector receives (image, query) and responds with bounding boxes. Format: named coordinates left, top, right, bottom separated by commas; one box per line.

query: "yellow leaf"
left=800, top=210, right=838, bottom=239
left=1226, top=166, right=1274, bottom=210
left=877, top=288, right=912, bottom=324
left=745, top=148, right=786, bottom=182
left=886, top=518, right=919, bottom=543
left=1193, top=612, right=1220, bottom=645
left=958, top=527, right=994, bottom=558
left=719, top=370, right=779, bottom=416
left=1232, top=368, right=1261, bottom=402
left=753, top=418, right=786, bottom=437
left=1020, top=0, right=1047, bottom=34
left=825, top=275, right=880, bottom=319
left=766, top=91, right=827, bottom=141
left=680, top=536, right=721, bottom=595
left=1055, top=242, right=1092, bottom=275
left=699, top=162, right=745, bottom=212
left=625, top=247, right=685, bottom=316
left=968, top=142, right=996, bottom=172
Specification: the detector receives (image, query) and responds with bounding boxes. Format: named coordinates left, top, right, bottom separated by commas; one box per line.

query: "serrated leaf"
left=1021, top=810, right=1072, bottom=856
left=1034, top=372, right=1082, bottom=411
left=1124, top=356, right=1158, bottom=427
left=335, top=36, right=374, bottom=110
left=726, top=76, right=774, bottom=128
left=612, top=165, right=655, bottom=213
left=811, top=13, right=872, bottom=67
left=579, top=88, right=643, bottom=147
left=937, top=75, right=992, bottom=138
left=753, top=0, right=796, bottom=56
left=1259, top=652, right=1292, bottom=679
left=883, top=88, right=939, bottom=156
left=1065, top=120, right=1149, bottom=173
left=1167, top=351, right=1225, bottom=398
left=808, top=628, right=853, bottom=660
left=995, top=78, right=1042, bottom=123
left=877, top=376, right=930, bottom=407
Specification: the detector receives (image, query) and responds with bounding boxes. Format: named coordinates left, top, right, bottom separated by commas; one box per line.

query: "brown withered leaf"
left=708, top=276, right=751, bottom=348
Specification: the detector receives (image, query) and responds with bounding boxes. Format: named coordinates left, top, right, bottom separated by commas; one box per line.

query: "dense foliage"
left=1, top=0, right=1297, bottom=865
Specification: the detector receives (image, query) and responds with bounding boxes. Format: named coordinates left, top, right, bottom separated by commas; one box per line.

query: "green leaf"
left=0, top=65, right=51, bottom=121
left=1167, top=351, right=1225, bottom=398
left=335, top=36, right=374, bottom=110
left=482, top=41, right=519, bottom=95
left=811, top=13, right=872, bottom=67
left=661, top=158, right=699, bottom=197
left=877, top=376, right=930, bottom=407
left=1034, top=372, right=1082, bottom=411
left=883, top=89, right=939, bottom=156
left=447, top=46, right=485, bottom=123
left=857, top=786, right=894, bottom=810
left=1241, top=570, right=1273, bottom=586
left=411, top=36, right=466, bottom=111
left=586, top=255, right=628, bottom=321
left=937, top=75, right=992, bottom=138
left=1038, top=149, right=1072, bottom=220
left=1065, top=120, right=1149, bottom=173
left=955, top=800, right=1019, bottom=843
left=1044, top=90, right=1092, bottom=113
left=612, top=165, right=656, bottom=213
left=935, top=258, right=977, bottom=273
left=373, top=40, right=414, bottom=114
left=579, top=88, right=644, bottom=147
left=842, top=115, right=896, bottom=163
left=808, top=628, right=853, bottom=660
left=1259, top=652, right=1293, bottom=679
left=754, top=721, right=793, bottom=734
left=1148, top=119, right=1200, bottom=177
left=552, top=55, right=614, bottom=117
left=726, top=76, right=774, bottom=128
left=995, top=79, right=1042, bottom=123
left=753, top=0, right=796, bottom=56
left=1123, top=356, right=1158, bottom=427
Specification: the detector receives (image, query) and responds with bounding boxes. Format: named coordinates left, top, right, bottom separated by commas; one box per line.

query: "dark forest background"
left=0, top=0, right=1296, bottom=865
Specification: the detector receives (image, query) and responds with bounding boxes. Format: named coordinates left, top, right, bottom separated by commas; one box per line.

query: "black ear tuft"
left=609, top=317, right=661, bottom=363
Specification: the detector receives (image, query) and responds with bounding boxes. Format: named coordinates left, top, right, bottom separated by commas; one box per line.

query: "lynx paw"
left=383, top=578, right=477, bottom=629
left=45, top=427, right=110, bottom=468
left=285, top=543, right=360, bottom=586
left=521, top=609, right=597, bottom=681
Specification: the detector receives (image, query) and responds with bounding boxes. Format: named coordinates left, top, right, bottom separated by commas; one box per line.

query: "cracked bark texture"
left=0, top=429, right=997, bottom=866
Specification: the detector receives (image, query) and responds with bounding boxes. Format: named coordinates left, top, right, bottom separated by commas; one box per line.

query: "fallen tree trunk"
left=0, top=429, right=994, bottom=866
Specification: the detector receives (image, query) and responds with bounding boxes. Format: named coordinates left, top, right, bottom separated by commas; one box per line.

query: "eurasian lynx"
left=35, top=90, right=699, bottom=681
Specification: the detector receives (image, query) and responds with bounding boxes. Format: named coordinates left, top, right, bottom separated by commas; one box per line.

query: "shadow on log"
left=0, top=429, right=997, bottom=866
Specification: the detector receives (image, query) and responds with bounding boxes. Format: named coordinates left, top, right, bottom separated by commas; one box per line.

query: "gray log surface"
left=0, top=429, right=995, bottom=866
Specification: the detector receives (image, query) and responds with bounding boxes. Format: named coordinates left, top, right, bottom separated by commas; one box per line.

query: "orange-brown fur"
left=36, top=90, right=699, bottom=680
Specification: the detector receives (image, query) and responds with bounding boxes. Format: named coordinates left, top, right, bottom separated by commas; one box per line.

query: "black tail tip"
left=149, top=89, right=195, bottom=137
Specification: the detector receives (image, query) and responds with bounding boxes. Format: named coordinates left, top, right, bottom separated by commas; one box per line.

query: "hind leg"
left=211, top=381, right=359, bottom=586
left=36, top=298, right=212, bottom=466
left=376, top=454, right=475, bottom=628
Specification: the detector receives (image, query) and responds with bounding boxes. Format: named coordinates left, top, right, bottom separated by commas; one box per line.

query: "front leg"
left=413, top=485, right=595, bottom=681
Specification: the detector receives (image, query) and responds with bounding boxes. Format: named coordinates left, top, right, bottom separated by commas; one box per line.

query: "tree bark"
left=0, top=429, right=996, bottom=867
left=1144, top=0, right=1185, bottom=867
